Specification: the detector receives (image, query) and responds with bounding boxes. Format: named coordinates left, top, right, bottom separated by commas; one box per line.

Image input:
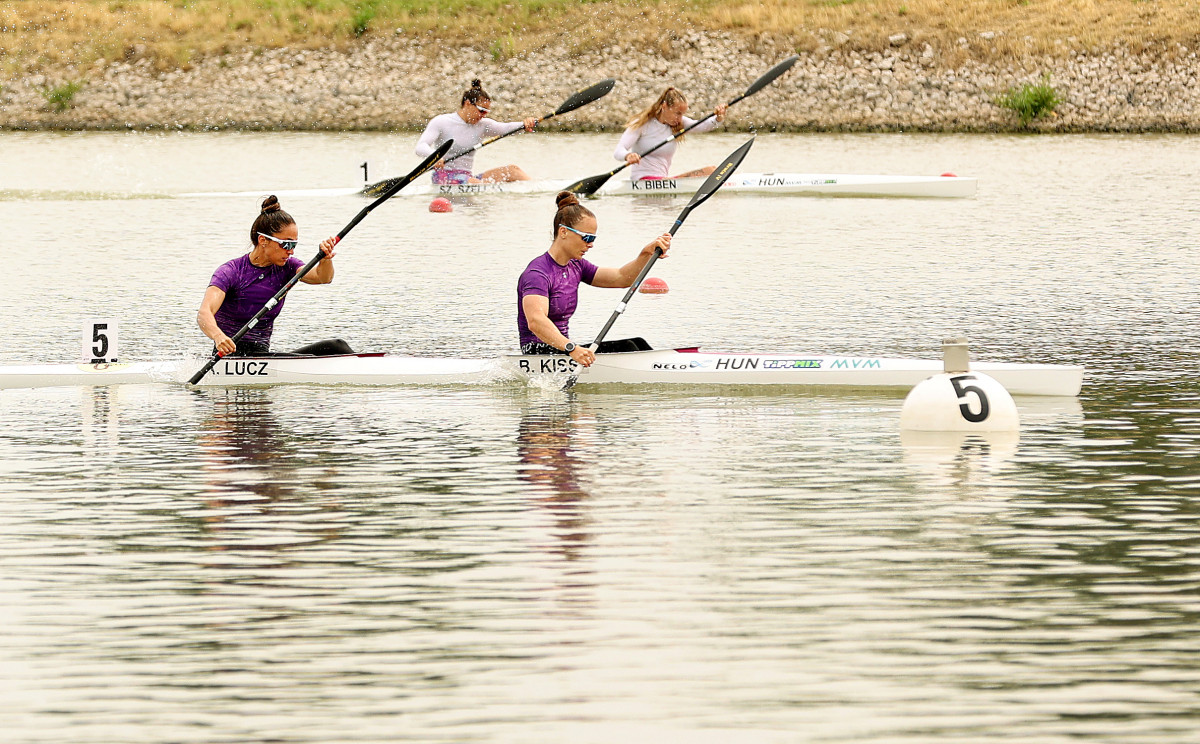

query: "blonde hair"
left=625, top=87, right=688, bottom=134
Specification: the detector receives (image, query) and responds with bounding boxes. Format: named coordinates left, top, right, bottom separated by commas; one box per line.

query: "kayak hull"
left=0, top=354, right=496, bottom=389
left=603, top=173, right=977, bottom=198
left=357, top=173, right=977, bottom=199
left=503, top=349, right=1081, bottom=397
left=0, top=349, right=1082, bottom=396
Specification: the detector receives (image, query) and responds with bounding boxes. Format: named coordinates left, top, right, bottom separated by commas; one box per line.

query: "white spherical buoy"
left=900, top=338, right=1019, bottom=432
left=900, top=371, right=1019, bottom=431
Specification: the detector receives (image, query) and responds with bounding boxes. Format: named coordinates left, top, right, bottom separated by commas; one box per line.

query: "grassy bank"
left=4, top=0, right=1200, bottom=74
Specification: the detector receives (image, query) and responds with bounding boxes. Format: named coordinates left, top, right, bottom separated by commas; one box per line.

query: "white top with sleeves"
left=612, top=115, right=719, bottom=180
left=414, top=113, right=523, bottom=173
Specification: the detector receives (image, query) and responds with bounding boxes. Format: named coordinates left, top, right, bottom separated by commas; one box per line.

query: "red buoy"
left=639, top=277, right=669, bottom=294
left=940, top=172, right=958, bottom=178
left=429, top=197, right=453, bottom=213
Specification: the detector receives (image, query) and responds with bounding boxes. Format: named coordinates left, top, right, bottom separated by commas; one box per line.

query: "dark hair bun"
left=261, top=195, right=282, bottom=214
left=471, top=79, right=482, bottom=89
left=555, top=191, right=580, bottom=210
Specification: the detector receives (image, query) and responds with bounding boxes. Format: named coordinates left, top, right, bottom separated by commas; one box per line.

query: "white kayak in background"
left=354, top=173, right=976, bottom=199
left=601, top=172, right=977, bottom=198
left=1, top=348, right=1081, bottom=396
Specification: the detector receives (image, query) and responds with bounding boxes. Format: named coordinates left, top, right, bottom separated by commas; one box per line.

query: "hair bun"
left=555, top=191, right=580, bottom=210
left=470, top=79, right=482, bottom=89
left=261, top=195, right=282, bottom=214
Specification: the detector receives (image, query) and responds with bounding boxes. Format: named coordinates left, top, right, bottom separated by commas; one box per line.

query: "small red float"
left=429, top=197, right=453, bottom=213
left=940, top=172, right=958, bottom=178
left=639, top=277, right=669, bottom=294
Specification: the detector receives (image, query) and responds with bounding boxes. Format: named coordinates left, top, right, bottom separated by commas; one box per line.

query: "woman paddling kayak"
left=613, top=87, right=728, bottom=181
left=416, top=79, right=538, bottom=185
left=517, top=191, right=671, bottom=368
left=197, top=196, right=350, bottom=357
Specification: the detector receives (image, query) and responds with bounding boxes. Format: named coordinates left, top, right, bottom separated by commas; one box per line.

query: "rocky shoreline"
left=3, top=32, right=1199, bottom=132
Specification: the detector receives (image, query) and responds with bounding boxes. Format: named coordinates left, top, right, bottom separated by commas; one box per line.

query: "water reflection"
left=516, top=396, right=592, bottom=560
left=191, top=387, right=345, bottom=553
left=196, top=388, right=296, bottom=493
left=80, top=386, right=120, bottom=451
left=900, top=429, right=1021, bottom=488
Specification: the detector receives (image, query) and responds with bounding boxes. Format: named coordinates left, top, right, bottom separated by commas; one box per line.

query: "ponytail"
left=462, top=78, right=490, bottom=107
left=626, top=86, right=688, bottom=133
left=250, top=195, right=295, bottom=246
left=552, top=191, right=594, bottom=238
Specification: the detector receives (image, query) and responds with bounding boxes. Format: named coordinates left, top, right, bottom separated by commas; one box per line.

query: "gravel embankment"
left=3, top=32, right=1198, bottom=131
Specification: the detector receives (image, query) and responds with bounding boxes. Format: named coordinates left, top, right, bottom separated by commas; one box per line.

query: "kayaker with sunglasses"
left=197, top=195, right=347, bottom=358
left=517, top=191, right=671, bottom=367
left=415, top=78, right=538, bottom=185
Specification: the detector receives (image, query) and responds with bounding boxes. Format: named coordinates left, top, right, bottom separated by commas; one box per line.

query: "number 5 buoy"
left=900, top=338, right=1019, bottom=432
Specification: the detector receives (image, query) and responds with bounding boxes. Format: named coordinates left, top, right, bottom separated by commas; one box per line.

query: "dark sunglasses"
left=258, top=232, right=298, bottom=251
left=561, top=224, right=596, bottom=244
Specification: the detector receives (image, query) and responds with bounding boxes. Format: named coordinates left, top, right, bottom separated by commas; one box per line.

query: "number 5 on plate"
left=82, top=319, right=119, bottom=363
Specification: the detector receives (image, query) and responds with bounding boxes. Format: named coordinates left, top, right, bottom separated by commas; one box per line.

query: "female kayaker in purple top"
left=197, top=195, right=345, bottom=357
left=517, top=191, right=671, bottom=368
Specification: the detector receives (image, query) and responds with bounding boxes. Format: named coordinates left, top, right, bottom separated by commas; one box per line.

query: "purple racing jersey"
left=517, top=252, right=599, bottom=347
left=209, top=253, right=304, bottom=346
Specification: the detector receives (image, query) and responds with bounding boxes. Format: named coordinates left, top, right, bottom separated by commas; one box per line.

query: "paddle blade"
left=552, top=78, right=616, bottom=117
left=741, top=55, right=800, bottom=99
left=682, top=136, right=755, bottom=212
left=565, top=170, right=616, bottom=196
left=361, top=177, right=395, bottom=198
left=359, top=139, right=453, bottom=199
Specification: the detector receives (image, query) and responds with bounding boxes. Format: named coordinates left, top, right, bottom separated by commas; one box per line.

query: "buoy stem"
left=943, top=337, right=970, bottom=373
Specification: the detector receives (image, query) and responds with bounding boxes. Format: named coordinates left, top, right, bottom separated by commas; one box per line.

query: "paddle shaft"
left=439, top=111, right=550, bottom=166
left=442, top=78, right=615, bottom=166
left=588, top=218, right=685, bottom=348
left=187, top=140, right=454, bottom=385
left=567, top=56, right=797, bottom=195
left=568, top=137, right=755, bottom=388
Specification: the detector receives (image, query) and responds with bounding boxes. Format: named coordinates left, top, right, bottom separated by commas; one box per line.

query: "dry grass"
left=4, top=0, right=1200, bottom=74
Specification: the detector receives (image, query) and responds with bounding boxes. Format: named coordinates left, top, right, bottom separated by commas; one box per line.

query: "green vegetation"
left=40, top=80, right=83, bottom=112
left=350, top=2, right=376, bottom=37
left=995, top=75, right=1062, bottom=126
left=489, top=33, right=517, bottom=61
left=3, top=0, right=1200, bottom=73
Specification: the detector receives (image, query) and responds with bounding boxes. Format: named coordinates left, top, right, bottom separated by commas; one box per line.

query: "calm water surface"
left=2, top=131, right=1199, bottom=742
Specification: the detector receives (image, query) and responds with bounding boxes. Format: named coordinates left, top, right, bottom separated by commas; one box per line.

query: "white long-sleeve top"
left=612, top=115, right=719, bottom=180
left=414, top=113, right=524, bottom=173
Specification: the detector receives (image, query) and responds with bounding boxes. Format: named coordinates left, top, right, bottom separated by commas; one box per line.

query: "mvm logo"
left=829, top=358, right=881, bottom=369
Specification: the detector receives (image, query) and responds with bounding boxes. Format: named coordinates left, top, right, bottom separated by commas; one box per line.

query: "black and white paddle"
left=187, top=139, right=454, bottom=386
left=562, top=136, right=756, bottom=390
left=564, top=56, right=797, bottom=197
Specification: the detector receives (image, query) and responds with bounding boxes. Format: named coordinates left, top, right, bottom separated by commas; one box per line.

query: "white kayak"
left=354, top=172, right=976, bottom=199
left=504, top=348, right=1081, bottom=396
left=0, top=354, right=497, bottom=389
left=1, top=348, right=1081, bottom=396
left=601, top=172, right=977, bottom=198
